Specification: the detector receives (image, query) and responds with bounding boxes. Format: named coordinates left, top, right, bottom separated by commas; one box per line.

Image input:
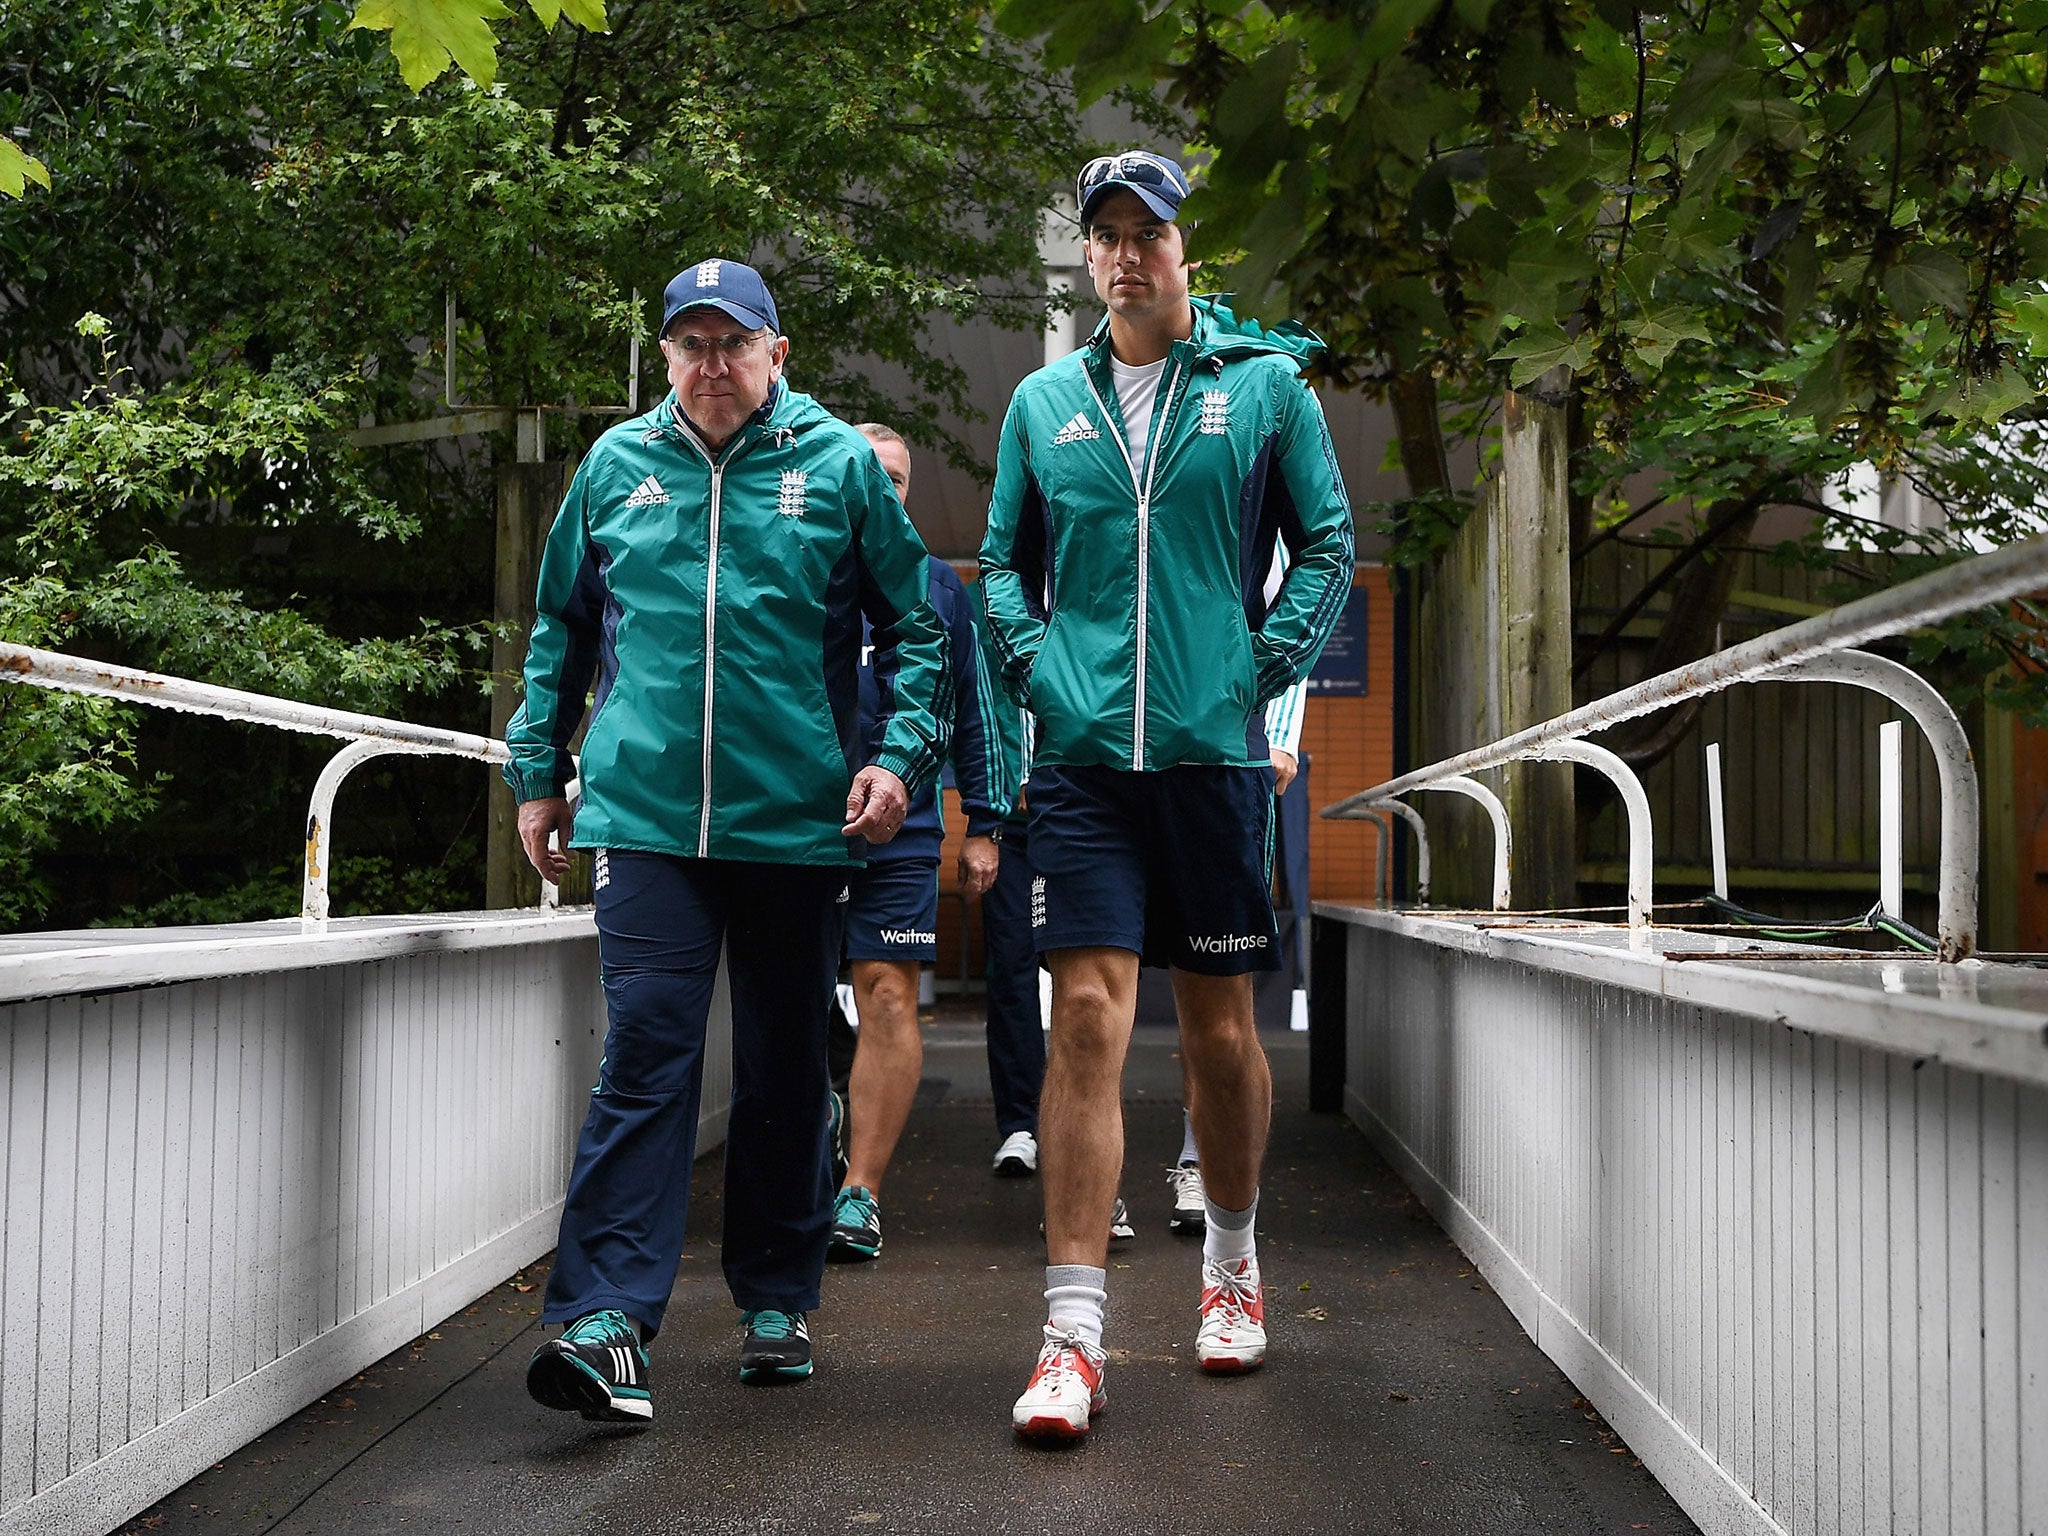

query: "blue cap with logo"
left=660, top=258, right=780, bottom=338
left=1076, top=151, right=1193, bottom=225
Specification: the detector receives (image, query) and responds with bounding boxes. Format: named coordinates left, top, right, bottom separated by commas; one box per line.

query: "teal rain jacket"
left=978, top=296, right=1354, bottom=771
left=504, top=385, right=952, bottom=866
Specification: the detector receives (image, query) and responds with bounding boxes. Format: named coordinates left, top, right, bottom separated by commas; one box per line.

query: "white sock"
left=1044, top=1264, right=1108, bottom=1348
left=1177, top=1108, right=1199, bottom=1167
left=1202, top=1191, right=1258, bottom=1266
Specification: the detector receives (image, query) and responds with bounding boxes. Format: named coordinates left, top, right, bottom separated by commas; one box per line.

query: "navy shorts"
left=1025, top=763, right=1279, bottom=974
left=843, top=853, right=939, bottom=962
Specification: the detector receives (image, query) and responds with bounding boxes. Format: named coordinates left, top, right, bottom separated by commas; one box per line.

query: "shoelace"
left=1034, top=1325, right=1105, bottom=1391
left=1202, top=1261, right=1260, bottom=1323
left=564, top=1311, right=632, bottom=1347
left=1168, top=1165, right=1204, bottom=1201
left=744, top=1309, right=805, bottom=1341
left=835, top=1188, right=876, bottom=1223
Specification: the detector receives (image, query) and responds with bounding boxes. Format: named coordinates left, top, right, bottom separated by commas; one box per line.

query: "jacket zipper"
left=1081, top=356, right=1183, bottom=770
left=700, top=462, right=723, bottom=856
left=672, top=420, right=736, bottom=858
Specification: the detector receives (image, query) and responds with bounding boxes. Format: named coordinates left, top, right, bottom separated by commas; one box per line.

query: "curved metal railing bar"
left=1322, top=534, right=2048, bottom=959
left=1530, top=738, right=1653, bottom=928
left=1412, top=775, right=1512, bottom=912
left=0, top=642, right=509, bottom=756
left=1759, top=651, right=1978, bottom=959
left=0, top=642, right=569, bottom=931
left=1377, top=797, right=1431, bottom=904
left=1359, top=807, right=1393, bottom=905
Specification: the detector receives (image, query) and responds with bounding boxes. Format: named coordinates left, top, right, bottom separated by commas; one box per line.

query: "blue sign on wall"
left=1305, top=587, right=1368, bottom=696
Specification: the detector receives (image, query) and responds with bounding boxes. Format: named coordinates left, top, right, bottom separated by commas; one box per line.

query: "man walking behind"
left=979, top=152, right=1354, bottom=1439
left=826, top=423, right=1003, bottom=1262
left=506, top=259, right=951, bottom=1422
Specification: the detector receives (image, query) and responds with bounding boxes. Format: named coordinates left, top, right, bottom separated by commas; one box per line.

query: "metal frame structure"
left=0, top=642, right=570, bottom=929
left=1324, top=533, right=2048, bottom=960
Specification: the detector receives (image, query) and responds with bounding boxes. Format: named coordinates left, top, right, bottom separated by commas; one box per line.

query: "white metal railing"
left=0, top=642, right=567, bottom=928
left=1323, top=534, right=2048, bottom=960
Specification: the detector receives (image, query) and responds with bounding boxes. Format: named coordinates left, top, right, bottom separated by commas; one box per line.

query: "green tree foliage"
left=0, top=0, right=1082, bottom=928
left=1001, top=0, right=2048, bottom=741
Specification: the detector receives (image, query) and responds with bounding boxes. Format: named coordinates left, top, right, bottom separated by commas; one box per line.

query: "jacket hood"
left=1080, top=294, right=1324, bottom=368
left=1188, top=295, right=1325, bottom=362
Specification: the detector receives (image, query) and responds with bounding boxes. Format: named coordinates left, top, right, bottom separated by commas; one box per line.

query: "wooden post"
left=1496, top=384, right=1577, bottom=910
left=487, top=459, right=569, bottom=909
left=1413, top=380, right=1576, bottom=910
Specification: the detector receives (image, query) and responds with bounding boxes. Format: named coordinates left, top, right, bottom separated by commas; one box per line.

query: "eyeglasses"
left=1076, top=152, right=1190, bottom=207
left=663, top=331, right=769, bottom=363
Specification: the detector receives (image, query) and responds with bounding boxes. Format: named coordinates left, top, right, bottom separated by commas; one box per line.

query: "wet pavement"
left=119, top=1023, right=1697, bottom=1535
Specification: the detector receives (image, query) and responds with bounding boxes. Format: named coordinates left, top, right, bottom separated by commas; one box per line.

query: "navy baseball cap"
left=1077, top=151, right=1192, bottom=225
left=660, top=258, right=779, bottom=338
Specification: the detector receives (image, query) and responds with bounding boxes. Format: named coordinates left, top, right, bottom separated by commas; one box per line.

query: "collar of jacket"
left=1081, top=294, right=1326, bottom=375
left=641, top=380, right=792, bottom=455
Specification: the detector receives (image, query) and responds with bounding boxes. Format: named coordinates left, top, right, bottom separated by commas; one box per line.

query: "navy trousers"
left=543, top=852, right=846, bottom=1338
left=980, top=820, right=1045, bottom=1136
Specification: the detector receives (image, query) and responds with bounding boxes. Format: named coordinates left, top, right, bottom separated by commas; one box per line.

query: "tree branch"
left=1573, top=492, right=1764, bottom=679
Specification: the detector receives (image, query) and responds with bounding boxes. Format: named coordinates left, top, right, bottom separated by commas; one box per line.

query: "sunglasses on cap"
left=1076, top=152, right=1191, bottom=217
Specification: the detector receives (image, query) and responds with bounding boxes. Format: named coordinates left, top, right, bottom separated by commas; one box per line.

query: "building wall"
left=1300, top=565, right=1400, bottom=905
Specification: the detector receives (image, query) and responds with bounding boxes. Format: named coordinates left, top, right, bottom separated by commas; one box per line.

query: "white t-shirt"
left=1110, top=354, right=1169, bottom=478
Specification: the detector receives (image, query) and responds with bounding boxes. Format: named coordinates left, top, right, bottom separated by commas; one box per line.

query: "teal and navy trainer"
left=739, top=1309, right=814, bottom=1382
left=827, top=1089, right=850, bottom=1187
left=526, top=1309, right=652, bottom=1422
left=828, top=1185, right=882, bottom=1262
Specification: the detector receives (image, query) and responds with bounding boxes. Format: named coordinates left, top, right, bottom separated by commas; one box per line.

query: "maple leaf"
left=349, top=0, right=515, bottom=90
left=0, top=138, right=50, bottom=199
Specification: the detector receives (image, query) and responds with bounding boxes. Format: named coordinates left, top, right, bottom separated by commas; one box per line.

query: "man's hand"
left=843, top=765, right=910, bottom=843
left=958, top=834, right=999, bottom=898
left=518, top=796, right=576, bottom=881
left=1272, top=748, right=1298, bottom=796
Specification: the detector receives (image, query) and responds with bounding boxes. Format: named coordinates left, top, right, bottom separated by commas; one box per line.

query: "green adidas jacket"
left=978, top=296, right=1355, bottom=771
left=503, top=385, right=952, bottom=866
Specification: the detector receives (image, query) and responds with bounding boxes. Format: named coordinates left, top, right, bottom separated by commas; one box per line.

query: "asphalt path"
left=120, top=1023, right=1697, bottom=1536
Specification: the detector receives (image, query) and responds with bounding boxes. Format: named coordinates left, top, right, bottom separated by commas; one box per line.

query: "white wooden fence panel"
left=1328, top=907, right=2048, bottom=1536
left=0, top=911, right=738, bottom=1536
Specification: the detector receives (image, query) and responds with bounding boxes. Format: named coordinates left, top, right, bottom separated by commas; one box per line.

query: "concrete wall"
left=0, top=912, right=732, bottom=1536
left=1319, top=905, right=2048, bottom=1536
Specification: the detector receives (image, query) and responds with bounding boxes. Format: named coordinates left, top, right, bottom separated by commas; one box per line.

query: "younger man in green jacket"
left=979, top=153, right=1353, bottom=1439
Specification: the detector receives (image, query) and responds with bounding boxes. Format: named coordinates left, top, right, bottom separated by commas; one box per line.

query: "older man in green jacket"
left=508, top=258, right=950, bottom=1423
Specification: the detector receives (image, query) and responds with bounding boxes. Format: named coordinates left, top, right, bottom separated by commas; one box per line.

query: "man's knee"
left=1048, top=970, right=1135, bottom=1070
left=853, top=961, right=920, bottom=1035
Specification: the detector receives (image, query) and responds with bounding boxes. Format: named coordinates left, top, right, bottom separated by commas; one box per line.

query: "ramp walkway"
left=109, top=1024, right=1695, bottom=1536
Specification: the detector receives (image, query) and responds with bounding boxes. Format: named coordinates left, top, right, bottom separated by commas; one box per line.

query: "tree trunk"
left=1607, top=499, right=1763, bottom=770
left=1411, top=378, right=1576, bottom=910
left=1390, top=368, right=1450, bottom=497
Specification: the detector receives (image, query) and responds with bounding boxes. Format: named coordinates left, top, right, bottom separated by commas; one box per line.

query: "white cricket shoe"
left=992, top=1129, right=1038, bottom=1177
left=1167, top=1162, right=1207, bottom=1234
left=1011, top=1324, right=1107, bottom=1440
left=1196, top=1255, right=1266, bottom=1374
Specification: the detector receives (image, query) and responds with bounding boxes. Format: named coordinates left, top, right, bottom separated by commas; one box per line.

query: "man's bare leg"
left=842, top=958, right=921, bottom=1195
left=1172, top=967, right=1270, bottom=1373
left=1040, top=946, right=1141, bottom=1267
left=1170, top=970, right=1269, bottom=1209
left=1014, top=945, right=1139, bottom=1436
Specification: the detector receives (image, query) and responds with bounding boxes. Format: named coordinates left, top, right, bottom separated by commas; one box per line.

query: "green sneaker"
left=526, top=1309, right=652, bottom=1422
left=739, top=1309, right=814, bottom=1382
left=827, top=1089, right=850, bottom=1186
left=828, top=1184, right=882, bottom=1262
